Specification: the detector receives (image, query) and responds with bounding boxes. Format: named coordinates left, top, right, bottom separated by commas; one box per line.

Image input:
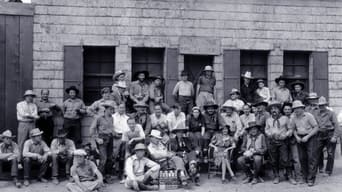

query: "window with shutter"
left=184, top=55, right=214, bottom=83
left=165, top=48, right=179, bottom=106
left=132, top=48, right=164, bottom=81
left=312, top=51, right=329, bottom=99
left=223, top=50, right=240, bottom=101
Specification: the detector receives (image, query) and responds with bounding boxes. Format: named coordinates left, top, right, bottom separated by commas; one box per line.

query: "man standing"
left=291, top=81, right=308, bottom=104
left=289, top=100, right=319, bottom=186
left=90, top=101, right=115, bottom=181
left=125, top=143, right=160, bottom=191
left=134, top=103, right=152, bottom=134
left=149, top=75, right=169, bottom=113
left=17, top=90, right=39, bottom=160
left=253, top=100, right=270, bottom=132
left=265, top=102, right=296, bottom=185
left=36, top=89, right=60, bottom=145
left=305, top=92, right=319, bottom=117
left=130, top=71, right=150, bottom=106
left=196, top=65, right=216, bottom=110
left=63, top=86, right=87, bottom=147
left=316, top=96, right=340, bottom=176
left=173, top=71, right=194, bottom=115
left=240, top=71, right=256, bottom=103
left=88, top=87, right=116, bottom=117
left=67, top=149, right=103, bottom=192
left=22, top=128, right=50, bottom=186
left=271, top=76, right=292, bottom=104
left=50, top=129, right=76, bottom=185
left=0, top=130, right=21, bottom=188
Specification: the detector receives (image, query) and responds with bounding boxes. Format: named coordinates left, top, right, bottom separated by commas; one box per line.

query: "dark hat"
left=203, top=101, right=219, bottom=110
left=275, top=76, right=287, bottom=84
left=291, top=80, right=305, bottom=89
left=150, top=75, right=164, bottom=81
left=181, top=70, right=189, bottom=76
left=245, top=121, right=261, bottom=131
left=65, top=86, right=79, bottom=94
left=133, top=102, right=149, bottom=109
left=57, top=129, right=68, bottom=138
left=252, top=99, right=268, bottom=107
left=267, top=102, right=282, bottom=112
left=171, top=127, right=189, bottom=134
left=134, top=71, right=149, bottom=79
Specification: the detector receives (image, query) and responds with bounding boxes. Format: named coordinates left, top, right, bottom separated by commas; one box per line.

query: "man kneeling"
left=67, top=149, right=103, bottom=192
left=125, top=143, right=160, bottom=191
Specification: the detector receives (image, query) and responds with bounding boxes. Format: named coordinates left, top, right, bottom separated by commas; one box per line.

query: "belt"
left=18, top=120, right=34, bottom=123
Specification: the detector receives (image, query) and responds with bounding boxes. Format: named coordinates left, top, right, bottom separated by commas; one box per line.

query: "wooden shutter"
left=223, top=49, right=240, bottom=101
left=0, top=16, right=5, bottom=132
left=64, top=46, right=83, bottom=100
left=312, top=51, right=329, bottom=100
left=165, top=48, right=179, bottom=106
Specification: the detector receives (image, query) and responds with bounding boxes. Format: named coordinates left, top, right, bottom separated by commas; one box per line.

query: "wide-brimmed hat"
left=203, top=101, right=219, bottom=110
left=150, top=129, right=162, bottom=139
left=23, top=90, right=36, bottom=98
left=252, top=99, right=268, bottom=107
left=171, top=127, right=188, bottom=134
left=222, top=100, right=236, bottom=110
left=134, top=71, right=149, bottom=79
left=306, top=92, right=319, bottom=100
left=65, top=86, right=79, bottom=94
left=101, top=87, right=111, bottom=94
left=113, top=70, right=126, bottom=80
left=73, top=149, right=87, bottom=156
left=318, top=96, right=328, bottom=106
left=133, top=102, right=149, bottom=109
left=203, top=65, right=214, bottom=72
left=291, top=80, right=305, bottom=89
left=101, top=100, right=116, bottom=109
left=30, top=128, right=43, bottom=137
left=192, top=106, right=201, bottom=112
left=241, top=71, right=253, bottom=79
left=133, top=143, right=147, bottom=151
left=257, top=79, right=265, bottom=84
left=275, top=76, right=287, bottom=84
left=0, top=130, right=15, bottom=138
left=229, top=88, right=240, bottom=95
left=57, top=129, right=68, bottom=138
left=267, top=101, right=283, bottom=112
left=245, top=121, right=261, bottom=130
left=292, top=100, right=305, bottom=110
left=114, top=81, right=127, bottom=89
left=181, top=70, right=189, bottom=76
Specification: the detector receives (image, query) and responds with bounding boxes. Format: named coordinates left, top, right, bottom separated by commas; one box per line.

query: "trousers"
left=297, top=135, right=319, bottom=182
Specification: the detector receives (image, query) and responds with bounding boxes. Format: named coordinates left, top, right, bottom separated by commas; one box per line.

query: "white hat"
left=241, top=71, right=253, bottom=79
left=292, top=100, right=305, bottom=109
left=114, top=81, right=127, bottom=89
left=73, top=149, right=87, bottom=156
left=23, top=90, right=36, bottom=97
left=0, top=130, right=15, bottom=138
left=203, top=65, right=214, bottom=72
left=222, top=100, right=236, bottom=110
left=318, top=96, right=328, bottom=106
left=150, top=129, right=162, bottom=139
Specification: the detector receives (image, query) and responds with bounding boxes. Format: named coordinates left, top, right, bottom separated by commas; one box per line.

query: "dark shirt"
left=198, top=76, right=216, bottom=93
left=203, top=112, right=223, bottom=131
left=170, top=136, right=194, bottom=153
left=292, top=91, right=308, bottom=104
left=186, top=114, right=205, bottom=132
left=241, top=83, right=256, bottom=103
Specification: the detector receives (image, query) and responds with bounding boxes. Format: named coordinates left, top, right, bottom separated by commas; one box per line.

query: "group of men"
left=0, top=66, right=340, bottom=191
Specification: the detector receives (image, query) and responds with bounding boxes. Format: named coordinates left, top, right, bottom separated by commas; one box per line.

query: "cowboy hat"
left=275, top=76, right=287, bottom=84
left=150, top=129, right=163, bottom=139
left=56, top=129, right=68, bottom=138
left=133, top=102, right=149, bottom=108
left=113, top=70, right=126, bottom=80
left=73, top=149, right=87, bottom=156
left=101, top=100, right=116, bottom=109
left=181, top=70, right=189, bottom=76
left=0, top=130, right=15, bottom=138
left=292, top=100, right=306, bottom=110
left=134, top=71, right=149, bottom=80
left=245, top=121, right=261, bottom=130
left=306, top=92, right=319, bottom=100
left=291, top=80, right=305, bottom=89
left=114, top=81, right=127, bottom=89
left=241, top=71, right=253, bottom=79
left=252, top=99, right=268, bottom=107
left=30, top=128, right=43, bottom=137
left=222, top=100, right=236, bottom=110
left=267, top=101, right=282, bottom=112
left=133, top=143, right=147, bottom=151
left=65, top=86, right=79, bottom=94
left=203, top=65, right=214, bottom=72
left=150, top=75, right=164, bottom=81
left=203, top=101, right=219, bottom=110
left=23, top=90, right=36, bottom=97
left=229, top=88, right=240, bottom=95
left=318, top=96, right=328, bottom=106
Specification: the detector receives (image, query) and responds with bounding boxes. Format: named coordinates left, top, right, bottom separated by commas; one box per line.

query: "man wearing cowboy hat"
left=22, top=128, right=51, bottom=186
left=315, top=96, right=340, bottom=176
left=170, top=127, right=200, bottom=186
left=253, top=99, right=270, bottom=132
left=66, top=149, right=103, bottom=192
left=0, top=130, right=21, bottom=188
left=88, top=87, right=117, bottom=117
left=149, top=75, right=170, bottom=113
left=147, top=129, right=189, bottom=187
left=223, top=88, right=245, bottom=113
left=125, top=143, right=160, bottom=191
left=305, top=92, right=320, bottom=117
left=112, top=80, right=129, bottom=105
left=220, top=100, right=243, bottom=141
left=271, top=76, right=292, bottom=104
left=89, top=100, right=116, bottom=181
left=288, top=100, right=319, bottom=186
left=265, top=102, right=296, bottom=185
left=196, top=65, right=216, bottom=111
left=173, top=70, right=195, bottom=115
left=238, top=121, right=267, bottom=185
left=63, top=86, right=86, bottom=147
left=50, top=129, right=76, bottom=184
left=16, top=90, right=39, bottom=161
left=129, top=71, right=150, bottom=109
left=36, top=89, right=61, bottom=145
left=291, top=80, right=308, bottom=104
left=241, top=71, right=257, bottom=103
left=166, top=104, right=187, bottom=134
left=134, top=102, right=152, bottom=134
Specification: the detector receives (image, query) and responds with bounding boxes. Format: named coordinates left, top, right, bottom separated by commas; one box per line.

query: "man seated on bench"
left=125, top=143, right=160, bottom=191
left=0, top=130, right=21, bottom=188
left=147, top=129, right=189, bottom=187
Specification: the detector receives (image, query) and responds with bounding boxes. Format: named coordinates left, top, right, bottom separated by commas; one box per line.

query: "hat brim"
left=113, top=72, right=125, bottom=80
left=267, top=103, right=282, bottom=111
left=318, top=102, right=328, bottom=106
left=65, top=87, right=79, bottom=94
left=241, top=75, right=254, bottom=79
left=306, top=96, right=318, bottom=100
left=291, top=82, right=305, bottom=89
left=23, top=94, right=36, bottom=97
left=30, top=132, right=43, bottom=137
left=204, top=105, right=218, bottom=110
left=292, top=105, right=305, bottom=110
left=253, top=101, right=268, bottom=107
left=134, top=147, right=146, bottom=151
left=150, top=135, right=162, bottom=139
left=0, top=135, right=15, bottom=138
left=275, top=78, right=286, bottom=84
left=245, top=125, right=261, bottom=130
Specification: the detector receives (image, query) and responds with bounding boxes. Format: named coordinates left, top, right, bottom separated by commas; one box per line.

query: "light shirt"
left=0, top=141, right=19, bottom=160
left=265, top=115, right=291, bottom=139
left=271, top=86, right=292, bottom=104
left=256, top=87, right=271, bottom=103
left=112, top=112, right=130, bottom=134
left=50, top=138, right=75, bottom=155
left=63, top=98, right=86, bottom=119
left=70, top=160, right=98, bottom=182
left=220, top=112, right=243, bottom=138
left=147, top=142, right=169, bottom=160
left=88, top=99, right=116, bottom=117
left=223, top=99, right=245, bottom=112
left=289, top=112, right=318, bottom=135
left=166, top=111, right=186, bottom=132
left=23, top=139, right=50, bottom=158
left=36, top=99, right=56, bottom=116
left=316, top=109, right=340, bottom=137
left=16, top=101, right=39, bottom=121
left=240, top=113, right=256, bottom=129
left=172, top=81, right=194, bottom=97
left=150, top=113, right=168, bottom=129
left=122, top=124, right=145, bottom=142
